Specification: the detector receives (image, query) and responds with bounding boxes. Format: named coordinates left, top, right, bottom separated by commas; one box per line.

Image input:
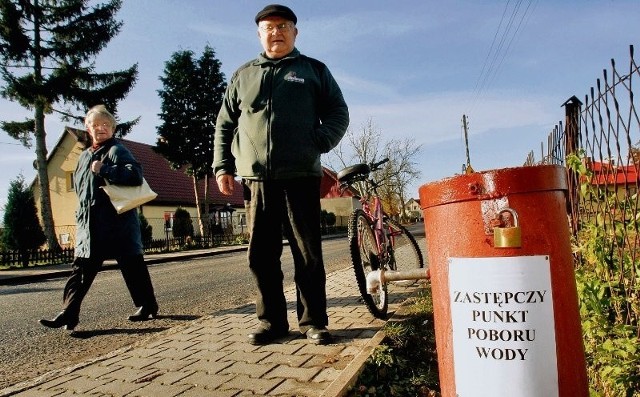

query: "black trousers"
left=243, top=177, right=328, bottom=334
left=62, top=254, right=156, bottom=320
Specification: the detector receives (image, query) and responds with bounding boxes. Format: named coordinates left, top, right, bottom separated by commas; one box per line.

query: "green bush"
left=139, top=212, right=153, bottom=247
left=321, top=210, right=337, bottom=234
left=574, top=221, right=640, bottom=396
left=568, top=151, right=640, bottom=396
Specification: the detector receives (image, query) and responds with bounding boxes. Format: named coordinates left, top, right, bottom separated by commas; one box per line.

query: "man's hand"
left=217, top=174, right=235, bottom=195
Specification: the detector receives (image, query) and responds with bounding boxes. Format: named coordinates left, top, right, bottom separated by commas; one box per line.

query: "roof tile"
left=120, top=139, right=244, bottom=207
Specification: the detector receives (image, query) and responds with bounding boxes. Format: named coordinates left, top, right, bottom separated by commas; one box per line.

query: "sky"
left=0, top=0, right=638, bottom=215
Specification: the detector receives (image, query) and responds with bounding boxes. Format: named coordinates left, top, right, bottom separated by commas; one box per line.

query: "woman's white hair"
left=84, top=104, right=116, bottom=128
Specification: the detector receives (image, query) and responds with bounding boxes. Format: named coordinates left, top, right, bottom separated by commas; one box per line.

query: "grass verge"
left=344, top=286, right=441, bottom=397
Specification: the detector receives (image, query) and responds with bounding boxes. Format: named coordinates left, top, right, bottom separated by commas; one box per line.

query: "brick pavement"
left=2, top=266, right=425, bottom=397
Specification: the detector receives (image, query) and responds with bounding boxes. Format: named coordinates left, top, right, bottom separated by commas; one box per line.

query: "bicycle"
left=337, top=158, right=426, bottom=319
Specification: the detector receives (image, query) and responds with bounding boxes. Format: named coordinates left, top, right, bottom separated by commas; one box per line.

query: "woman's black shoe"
left=128, top=303, right=158, bottom=321
left=39, top=312, right=78, bottom=331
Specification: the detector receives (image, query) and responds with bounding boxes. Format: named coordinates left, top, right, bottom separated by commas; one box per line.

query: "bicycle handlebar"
left=370, top=158, right=389, bottom=171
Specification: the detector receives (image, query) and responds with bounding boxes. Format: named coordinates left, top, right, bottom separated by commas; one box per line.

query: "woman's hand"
left=91, top=160, right=103, bottom=174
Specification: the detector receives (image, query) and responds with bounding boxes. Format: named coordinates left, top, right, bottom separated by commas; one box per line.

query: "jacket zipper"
left=266, top=65, right=275, bottom=180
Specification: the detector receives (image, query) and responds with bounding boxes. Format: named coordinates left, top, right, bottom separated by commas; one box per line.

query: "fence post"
left=562, top=96, right=583, bottom=236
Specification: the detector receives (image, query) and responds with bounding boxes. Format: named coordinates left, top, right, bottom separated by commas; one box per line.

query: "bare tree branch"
left=326, top=117, right=422, bottom=220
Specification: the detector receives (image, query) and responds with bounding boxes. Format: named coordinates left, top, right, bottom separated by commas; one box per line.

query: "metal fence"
left=526, top=45, right=639, bottom=332
left=526, top=45, right=639, bottom=257
left=1, top=212, right=349, bottom=267
left=0, top=247, right=74, bottom=268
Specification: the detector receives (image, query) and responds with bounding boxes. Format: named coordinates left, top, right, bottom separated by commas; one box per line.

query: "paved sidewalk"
left=0, top=245, right=425, bottom=397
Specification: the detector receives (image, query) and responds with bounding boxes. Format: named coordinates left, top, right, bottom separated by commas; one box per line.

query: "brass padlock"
left=493, top=208, right=522, bottom=248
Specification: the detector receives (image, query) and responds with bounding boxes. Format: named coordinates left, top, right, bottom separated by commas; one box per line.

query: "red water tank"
left=419, top=165, right=588, bottom=397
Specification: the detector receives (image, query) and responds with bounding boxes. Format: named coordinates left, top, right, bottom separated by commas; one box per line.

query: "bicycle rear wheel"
left=384, top=219, right=425, bottom=286
left=348, top=209, right=388, bottom=319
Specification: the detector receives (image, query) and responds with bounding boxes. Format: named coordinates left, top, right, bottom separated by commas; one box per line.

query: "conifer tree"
left=0, top=0, right=138, bottom=250
left=2, top=174, right=46, bottom=266
left=155, top=46, right=226, bottom=235
left=172, top=207, right=193, bottom=245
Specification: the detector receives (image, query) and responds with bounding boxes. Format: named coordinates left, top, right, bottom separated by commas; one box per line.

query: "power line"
left=485, top=0, right=538, bottom=92
left=467, top=0, right=537, bottom=114
left=470, top=0, right=511, bottom=101
left=477, top=0, right=523, bottom=95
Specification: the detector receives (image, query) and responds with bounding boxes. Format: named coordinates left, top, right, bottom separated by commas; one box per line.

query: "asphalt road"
left=0, top=238, right=357, bottom=390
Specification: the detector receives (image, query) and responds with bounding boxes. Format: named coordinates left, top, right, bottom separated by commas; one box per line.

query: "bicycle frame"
left=360, top=195, right=386, bottom=254
left=356, top=180, right=426, bottom=292
left=358, top=183, right=389, bottom=264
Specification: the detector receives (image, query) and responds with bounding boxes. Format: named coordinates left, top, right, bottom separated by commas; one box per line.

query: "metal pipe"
left=365, top=268, right=429, bottom=293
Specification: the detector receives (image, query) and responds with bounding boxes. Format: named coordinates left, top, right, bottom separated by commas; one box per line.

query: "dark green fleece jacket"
left=213, top=48, right=349, bottom=180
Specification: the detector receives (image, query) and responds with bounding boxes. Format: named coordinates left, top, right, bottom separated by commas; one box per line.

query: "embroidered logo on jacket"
left=284, top=72, right=305, bottom=84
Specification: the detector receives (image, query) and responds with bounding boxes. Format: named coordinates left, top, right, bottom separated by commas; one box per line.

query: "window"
left=66, top=172, right=74, bottom=191
left=59, top=233, right=70, bottom=245
left=219, top=211, right=232, bottom=229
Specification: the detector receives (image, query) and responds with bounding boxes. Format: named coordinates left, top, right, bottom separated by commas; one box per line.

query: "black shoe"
left=128, top=303, right=158, bottom=322
left=39, top=312, right=78, bottom=331
left=247, top=327, right=289, bottom=345
left=305, top=327, right=332, bottom=345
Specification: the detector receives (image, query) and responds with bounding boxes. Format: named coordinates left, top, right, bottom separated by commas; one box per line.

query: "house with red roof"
left=584, top=157, right=640, bottom=188
left=33, top=127, right=356, bottom=246
left=319, top=167, right=360, bottom=227
left=577, top=157, right=640, bottom=224
left=32, top=127, right=245, bottom=245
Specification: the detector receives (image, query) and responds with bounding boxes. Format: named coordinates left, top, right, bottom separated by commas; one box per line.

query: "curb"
left=320, top=319, right=388, bottom=397
left=0, top=249, right=238, bottom=286
left=322, top=293, right=418, bottom=397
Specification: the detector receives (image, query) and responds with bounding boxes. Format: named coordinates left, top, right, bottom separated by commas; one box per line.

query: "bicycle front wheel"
left=384, top=219, right=425, bottom=286
left=348, top=209, right=388, bottom=319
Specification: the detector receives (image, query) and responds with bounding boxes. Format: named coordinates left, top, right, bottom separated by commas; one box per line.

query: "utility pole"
left=462, top=114, right=474, bottom=174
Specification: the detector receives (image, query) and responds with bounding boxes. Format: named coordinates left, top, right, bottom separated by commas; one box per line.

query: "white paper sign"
left=449, top=256, right=558, bottom=397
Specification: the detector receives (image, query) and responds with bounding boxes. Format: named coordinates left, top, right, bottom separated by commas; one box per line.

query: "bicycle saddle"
left=337, top=163, right=370, bottom=183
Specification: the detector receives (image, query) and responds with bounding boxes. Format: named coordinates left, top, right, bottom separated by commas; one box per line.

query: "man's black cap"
left=255, top=4, right=297, bottom=25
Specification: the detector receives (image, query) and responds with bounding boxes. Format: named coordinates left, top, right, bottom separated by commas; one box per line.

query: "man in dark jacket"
left=213, top=4, right=349, bottom=345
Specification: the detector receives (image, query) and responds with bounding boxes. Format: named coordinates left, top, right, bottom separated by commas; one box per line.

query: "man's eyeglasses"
left=258, top=23, right=292, bottom=34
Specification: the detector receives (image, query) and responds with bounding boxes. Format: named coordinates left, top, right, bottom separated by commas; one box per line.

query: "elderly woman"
left=40, top=105, right=158, bottom=332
